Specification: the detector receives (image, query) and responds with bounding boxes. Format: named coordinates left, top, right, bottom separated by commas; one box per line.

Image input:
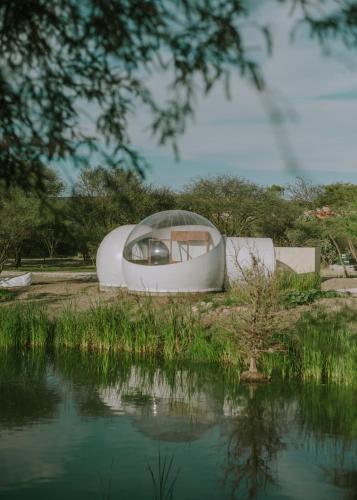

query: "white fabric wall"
left=96, top=225, right=136, bottom=289
left=225, top=237, right=276, bottom=287
left=123, top=238, right=225, bottom=293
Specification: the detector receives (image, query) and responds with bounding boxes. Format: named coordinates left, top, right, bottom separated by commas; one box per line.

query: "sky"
left=60, top=2, right=357, bottom=191
left=139, top=2, right=357, bottom=189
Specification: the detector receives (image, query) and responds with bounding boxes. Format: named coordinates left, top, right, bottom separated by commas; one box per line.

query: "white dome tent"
left=122, top=210, right=225, bottom=293
left=96, top=225, right=136, bottom=290
left=96, top=211, right=280, bottom=294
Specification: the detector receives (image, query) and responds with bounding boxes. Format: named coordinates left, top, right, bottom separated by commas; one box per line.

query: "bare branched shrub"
left=227, top=253, right=287, bottom=382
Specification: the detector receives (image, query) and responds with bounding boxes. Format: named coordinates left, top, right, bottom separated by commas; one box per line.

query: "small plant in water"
left=147, top=452, right=180, bottom=500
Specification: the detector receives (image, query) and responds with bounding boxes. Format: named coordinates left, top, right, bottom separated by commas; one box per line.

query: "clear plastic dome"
left=123, top=210, right=222, bottom=266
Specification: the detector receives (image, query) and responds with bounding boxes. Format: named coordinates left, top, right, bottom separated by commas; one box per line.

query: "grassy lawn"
left=4, top=258, right=96, bottom=273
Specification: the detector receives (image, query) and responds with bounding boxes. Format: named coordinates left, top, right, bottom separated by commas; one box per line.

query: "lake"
left=0, top=350, right=356, bottom=499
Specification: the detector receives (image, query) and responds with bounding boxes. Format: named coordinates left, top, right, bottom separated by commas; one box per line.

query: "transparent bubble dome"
left=123, top=210, right=222, bottom=266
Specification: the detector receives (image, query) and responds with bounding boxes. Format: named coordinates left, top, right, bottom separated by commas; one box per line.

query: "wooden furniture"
left=170, top=230, right=211, bottom=262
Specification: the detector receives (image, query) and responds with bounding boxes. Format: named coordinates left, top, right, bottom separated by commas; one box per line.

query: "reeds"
left=0, top=303, right=49, bottom=349
left=54, top=300, right=238, bottom=366
left=0, top=300, right=356, bottom=385
left=147, top=452, right=180, bottom=500
left=290, top=307, right=357, bottom=385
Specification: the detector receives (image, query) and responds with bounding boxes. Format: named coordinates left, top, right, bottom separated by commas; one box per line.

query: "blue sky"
left=139, top=3, right=357, bottom=189
left=61, top=2, right=357, bottom=190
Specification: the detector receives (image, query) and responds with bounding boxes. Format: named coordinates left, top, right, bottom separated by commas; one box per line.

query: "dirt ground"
left=321, top=277, right=357, bottom=291
left=0, top=272, right=120, bottom=315
left=0, top=271, right=205, bottom=315
left=2, top=272, right=357, bottom=317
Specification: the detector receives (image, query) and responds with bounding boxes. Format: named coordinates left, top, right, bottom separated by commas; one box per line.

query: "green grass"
left=276, top=271, right=322, bottom=292
left=0, top=304, right=50, bottom=349
left=280, top=289, right=339, bottom=307
left=0, top=299, right=356, bottom=385
left=0, top=289, right=17, bottom=302
left=291, top=308, right=357, bottom=385
left=274, top=271, right=340, bottom=307
left=54, top=300, right=236, bottom=365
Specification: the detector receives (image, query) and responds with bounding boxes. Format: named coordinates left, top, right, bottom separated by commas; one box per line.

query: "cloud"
left=314, top=89, right=357, bottom=100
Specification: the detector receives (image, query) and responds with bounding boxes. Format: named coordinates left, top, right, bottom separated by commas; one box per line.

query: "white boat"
left=0, top=272, right=33, bottom=288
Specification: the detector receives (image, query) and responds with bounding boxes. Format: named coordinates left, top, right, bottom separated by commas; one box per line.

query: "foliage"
left=0, top=0, right=269, bottom=190
left=0, top=188, right=41, bottom=270
left=2, top=166, right=357, bottom=266
left=226, top=263, right=288, bottom=377
left=281, top=289, right=322, bottom=306
left=0, top=300, right=356, bottom=385
left=178, top=175, right=299, bottom=241
left=276, top=272, right=321, bottom=292
left=0, top=288, right=16, bottom=302
left=285, top=308, right=357, bottom=386
left=0, top=304, right=49, bottom=349
left=2, top=1, right=357, bottom=190
left=66, top=166, right=175, bottom=260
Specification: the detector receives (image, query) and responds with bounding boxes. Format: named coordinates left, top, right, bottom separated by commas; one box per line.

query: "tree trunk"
left=14, top=248, right=22, bottom=268
left=330, top=235, right=348, bottom=278
left=347, top=239, right=357, bottom=264
left=249, top=357, right=258, bottom=373
left=240, top=356, right=267, bottom=383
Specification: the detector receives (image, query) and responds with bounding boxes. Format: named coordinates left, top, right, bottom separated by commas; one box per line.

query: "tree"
left=227, top=259, right=287, bottom=382
left=1, top=1, right=357, bottom=190
left=179, top=175, right=266, bottom=235
left=285, top=177, right=323, bottom=208
left=315, top=183, right=357, bottom=209
left=0, top=189, right=41, bottom=271
left=66, top=166, right=175, bottom=260
left=224, top=385, right=287, bottom=499
left=178, top=175, right=298, bottom=242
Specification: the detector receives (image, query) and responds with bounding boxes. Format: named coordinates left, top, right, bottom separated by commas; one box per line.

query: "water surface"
left=0, top=351, right=356, bottom=499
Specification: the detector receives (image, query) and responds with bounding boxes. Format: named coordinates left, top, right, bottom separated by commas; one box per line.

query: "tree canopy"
left=1, top=0, right=357, bottom=190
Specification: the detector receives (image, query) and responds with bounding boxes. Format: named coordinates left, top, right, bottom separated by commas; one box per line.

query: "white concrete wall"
left=275, top=247, right=320, bottom=274
left=225, top=237, right=276, bottom=288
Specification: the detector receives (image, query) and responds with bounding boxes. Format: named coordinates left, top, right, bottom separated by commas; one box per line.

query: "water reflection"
left=98, top=367, right=224, bottom=442
left=0, top=351, right=61, bottom=428
left=0, top=350, right=355, bottom=499
left=223, top=385, right=289, bottom=499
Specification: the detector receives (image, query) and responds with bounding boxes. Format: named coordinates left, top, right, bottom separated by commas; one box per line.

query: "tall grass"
left=54, top=300, right=237, bottom=365
left=147, top=452, right=180, bottom=500
left=0, top=288, right=17, bottom=302
left=0, top=303, right=49, bottom=349
left=0, top=299, right=356, bottom=385
left=276, top=271, right=321, bottom=292
left=289, top=308, right=357, bottom=385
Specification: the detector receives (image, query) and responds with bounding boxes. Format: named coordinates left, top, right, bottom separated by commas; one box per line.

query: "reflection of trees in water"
left=297, top=384, right=357, bottom=500
left=4, top=349, right=355, bottom=498
left=222, top=383, right=357, bottom=500
left=223, top=384, right=289, bottom=499
left=0, top=351, right=60, bottom=429
left=325, top=468, right=357, bottom=500
left=54, top=351, right=357, bottom=499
